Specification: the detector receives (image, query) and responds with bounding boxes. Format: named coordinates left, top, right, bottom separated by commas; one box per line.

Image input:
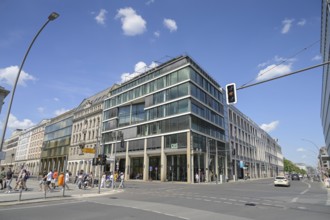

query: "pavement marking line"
left=90, top=200, right=190, bottom=220
left=327, top=189, right=330, bottom=206
left=291, top=197, right=298, bottom=203
left=300, top=189, right=309, bottom=195
left=0, top=200, right=86, bottom=211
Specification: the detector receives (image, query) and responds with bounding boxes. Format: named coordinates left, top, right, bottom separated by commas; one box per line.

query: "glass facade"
left=102, top=56, right=226, bottom=182
left=41, top=115, right=73, bottom=173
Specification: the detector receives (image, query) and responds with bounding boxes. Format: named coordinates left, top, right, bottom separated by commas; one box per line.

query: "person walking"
left=118, top=172, right=125, bottom=189
left=110, top=172, right=116, bottom=188
left=21, top=169, right=29, bottom=191
left=100, top=172, right=106, bottom=188
left=45, top=170, right=53, bottom=192
left=5, top=167, right=14, bottom=193
left=58, top=172, right=65, bottom=190
left=0, top=167, right=6, bottom=190
left=13, top=168, right=25, bottom=191
left=39, top=169, right=47, bottom=191
left=52, top=169, right=58, bottom=189
left=64, top=170, right=70, bottom=190
left=195, top=173, right=200, bottom=183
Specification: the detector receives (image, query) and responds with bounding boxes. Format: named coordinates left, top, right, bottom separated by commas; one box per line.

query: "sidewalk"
left=0, top=178, right=122, bottom=206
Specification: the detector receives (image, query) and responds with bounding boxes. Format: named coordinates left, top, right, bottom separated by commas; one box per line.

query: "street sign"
left=82, top=148, right=96, bottom=154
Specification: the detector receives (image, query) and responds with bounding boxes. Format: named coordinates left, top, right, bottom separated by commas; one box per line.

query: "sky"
left=0, top=0, right=324, bottom=167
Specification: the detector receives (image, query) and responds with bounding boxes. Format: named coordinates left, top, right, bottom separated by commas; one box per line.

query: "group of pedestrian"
left=39, top=169, right=71, bottom=192
left=100, top=171, right=125, bottom=189
left=74, top=170, right=94, bottom=189
left=1, top=166, right=30, bottom=193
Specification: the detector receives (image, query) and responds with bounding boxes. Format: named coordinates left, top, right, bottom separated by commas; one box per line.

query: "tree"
left=284, top=158, right=304, bottom=174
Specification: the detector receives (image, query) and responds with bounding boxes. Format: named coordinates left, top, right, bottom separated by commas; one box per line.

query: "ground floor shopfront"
left=231, top=159, right=282, bottom=180
left=66, top=131, right=231, bottom=183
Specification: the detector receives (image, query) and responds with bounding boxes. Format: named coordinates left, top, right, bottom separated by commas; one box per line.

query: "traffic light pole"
left=237, top=61, right=330, bottom=91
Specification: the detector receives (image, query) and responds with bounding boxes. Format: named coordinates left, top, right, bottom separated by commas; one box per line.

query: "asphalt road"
left=0, top=178, right=329, bottom=220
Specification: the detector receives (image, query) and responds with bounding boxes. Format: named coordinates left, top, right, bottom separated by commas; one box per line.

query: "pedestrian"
left=77, top=170, right=84, bottom=189
left=45, top=170, right=53, bottom=192
left=52, top=169, right=58, bottom=189
left=89, top=172, right=94, bottom=188
left=195, top=173, right=199, bottom=183
left=0, top=167, right=6, bottom=190
left=13, top=168, right=24, bottom=191
left=110, top=172, right=116, bottom=188
left=64, top=170, right=70, bottom=190
left=118, top=172, right=125, bottom=188
left=100, top=172, right=106, bottom=188
left=21, top=169, right=29, bottom=191
left=58, top=172, right=64, bottom=190
left=5, top=167, right=14, bottom=193
left=39, top=169, right=47, bottom=191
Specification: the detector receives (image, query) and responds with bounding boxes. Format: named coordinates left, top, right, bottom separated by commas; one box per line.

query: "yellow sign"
left=82, top=148, right=96, bottom=154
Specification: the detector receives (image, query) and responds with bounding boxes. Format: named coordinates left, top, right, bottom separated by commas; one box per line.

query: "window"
left=118, top=106, right=130, bottom=126
left=132, top=103, right=145, bottom=124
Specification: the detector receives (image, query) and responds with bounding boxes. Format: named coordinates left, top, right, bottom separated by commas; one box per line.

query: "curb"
left=0, top=189, right=122, bottom=207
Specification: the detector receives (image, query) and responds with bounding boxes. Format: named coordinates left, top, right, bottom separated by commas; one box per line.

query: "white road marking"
left=291, top=197, right=298, bottom=203
left=327, top=189, right=330, bottom=206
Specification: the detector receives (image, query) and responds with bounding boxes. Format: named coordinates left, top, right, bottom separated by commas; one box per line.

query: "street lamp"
left=301, top=138, right=320, bottom=152
left=0, top=12, right=59, bottom=154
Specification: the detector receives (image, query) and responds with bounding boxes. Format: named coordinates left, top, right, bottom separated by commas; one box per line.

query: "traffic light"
left=101, top=154, right=107, bottom=165
left=225, top=83, right=237, bottom=105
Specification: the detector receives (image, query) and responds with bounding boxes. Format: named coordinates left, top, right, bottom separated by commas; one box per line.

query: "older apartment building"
left=228, top=106, right=284, bottom=180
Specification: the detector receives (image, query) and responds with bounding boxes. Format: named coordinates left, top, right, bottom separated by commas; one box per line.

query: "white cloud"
left=95, top=9, right=108, bottom=25
left=37, top=107, right=45, bottom=114
left=6, top=114, right=34, bottom=130
left=260, top=120, right=279, bottom=133
left=146, top=0, right=155, bottom=5
left=312, top=54, right=322, bottom=61
left=154, top=31, right=160, bottom=38
left=54, top=108, right=70, bottom=116
left=281, top=18, right=294, bottom=34
left=257, top=61, right=269, bottom=68
left=120, top=61, right=158, bottom=82
left=163, top=18, right=178, bottom=32
left=297, top=19, right=306, bottom=26
left=54, top=97, right=60, bottom=102
left=297, top=148, right=306, bottom=152
left=256, top=63, right=292, bottom=82
left=115, top=7, right=147, bottom=36
left=0, top=65, right=36, bottom=86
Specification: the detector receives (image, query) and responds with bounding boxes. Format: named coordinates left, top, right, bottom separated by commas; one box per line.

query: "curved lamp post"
left=301, top=138, right=320, bottom=152
left=0, top=12, right=59, bottom=153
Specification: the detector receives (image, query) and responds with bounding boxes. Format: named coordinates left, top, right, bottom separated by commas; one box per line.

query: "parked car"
left=291, top=174, right=300, bottom=181
left=274, top=176, right=290, bottom=187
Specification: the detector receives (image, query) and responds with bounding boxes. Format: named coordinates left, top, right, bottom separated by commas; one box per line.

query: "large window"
left=165, top=132, right=187, bottom=149
left=137, top=115, right=189, bottom=137
left=131, top=103, right=145, bottom=124
left=118, top=106, right=130, bottom=127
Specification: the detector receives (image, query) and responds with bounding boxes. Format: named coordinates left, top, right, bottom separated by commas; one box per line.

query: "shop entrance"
left=130, top=157, right=143, bottom=180
left=167, top=155, right=187, bottom=182
left=193, top=153, right=205, bottom=182
left=149, top=156, right=160, bottom=180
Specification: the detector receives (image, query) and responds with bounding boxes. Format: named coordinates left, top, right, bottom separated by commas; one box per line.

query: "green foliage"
left=284, top=158, right=306, bottom=174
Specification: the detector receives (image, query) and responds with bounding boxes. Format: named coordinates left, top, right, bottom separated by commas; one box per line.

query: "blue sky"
left=0, top=0, right=324, bottom=166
